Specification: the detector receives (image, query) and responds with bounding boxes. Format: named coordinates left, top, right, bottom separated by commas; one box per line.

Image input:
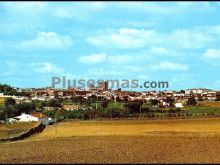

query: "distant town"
left=1, top=81, right=220, bottom=110
left=0, top=81, right=220, bottom=126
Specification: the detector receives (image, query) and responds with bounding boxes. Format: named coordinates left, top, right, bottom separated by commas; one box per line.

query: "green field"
left=182, top=102, right=220, bottom=116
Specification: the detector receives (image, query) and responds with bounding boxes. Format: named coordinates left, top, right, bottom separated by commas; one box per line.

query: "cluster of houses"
left=1, top=87, right=220, bottom=107
left=1, top=86, right=220, bottom=124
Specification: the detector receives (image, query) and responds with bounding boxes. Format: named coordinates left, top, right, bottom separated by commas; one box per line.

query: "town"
left=0, top=82, right=220, bottom=125
left=1, top=81, right=220, bottom=107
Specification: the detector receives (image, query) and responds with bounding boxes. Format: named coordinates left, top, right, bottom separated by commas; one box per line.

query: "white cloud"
left=215, top=80, right=220, bottom=84
left=202, top=49, right=220, bottom=60
left=54, top=8, right=73, bottom=19
left=4, top=61, right=65, bottom=76
left=78, top=53, right=107, bottom=64
left=87, top=28, right=157, bottom=49
left=87, top=27, right=215, bottom=50
left=170, top=73, right=196, bottom=90
left=30, top=62, right=64, bottom=74
left=53, top=6, right=86, bottom=20
left=136, top=74, right=150, bottom=80
left=149, top=46, right=179, bottom=56
left=87, top=67, right=122, bottom=77
left=3, top=61, right=20, bottom=76
left=151, top=61, right=188, bottom=71
left=170, top=29, right=213, bottom=49
left=108, top=55, right=134, bottom=65
left=90, top=2, right=106, bottom=10
left=79, top=53, right=145, bottom=65
left=19, top=32, right=73, bottom=49
left=118, top=2, right=213, bottom=15
left=3, top=2, right=47, bottom=14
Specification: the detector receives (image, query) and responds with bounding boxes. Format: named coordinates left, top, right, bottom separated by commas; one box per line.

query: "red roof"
left=30, top=113, right=48, bottom=119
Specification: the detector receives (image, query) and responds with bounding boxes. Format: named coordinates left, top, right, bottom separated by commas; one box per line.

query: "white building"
left=175, top=103, right=184, bottom=108
left=11, top=113, right=54, bottom=125
left=185, top=89, right=212, bottom=95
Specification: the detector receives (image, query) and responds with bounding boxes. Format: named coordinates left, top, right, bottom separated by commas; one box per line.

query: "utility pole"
left=114, top=95, right=117, bottom=106
left=139, top=103, right=142, bottom=118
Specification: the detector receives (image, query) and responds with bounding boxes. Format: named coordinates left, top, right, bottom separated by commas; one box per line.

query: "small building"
left=11, top=113, right=54, bottom=125
left=62, top=104, right=79, bottom=111
left=175, top=103, right=184, bottom=108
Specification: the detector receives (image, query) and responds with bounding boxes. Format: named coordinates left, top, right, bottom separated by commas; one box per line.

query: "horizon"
left=1, top=2, right=220, bottom=90
left=0, top=82, right=218, bottom=93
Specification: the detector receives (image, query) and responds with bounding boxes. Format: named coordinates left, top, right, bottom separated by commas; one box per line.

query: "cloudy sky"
left=0, top=2, right=220, bottom=90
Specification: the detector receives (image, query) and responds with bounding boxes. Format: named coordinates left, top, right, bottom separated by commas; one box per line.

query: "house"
left=62, top=104, right=79, bottom=110
left=11, top=113, right=54, bottom=125
left=175, top=103, right=184, bottom=108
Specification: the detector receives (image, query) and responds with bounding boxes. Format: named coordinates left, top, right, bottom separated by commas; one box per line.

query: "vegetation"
left=0, top=84, right=30, bottom=96
left=0, top=84, right=220, bottom=121
left=186, top=93, right=197, bottom=106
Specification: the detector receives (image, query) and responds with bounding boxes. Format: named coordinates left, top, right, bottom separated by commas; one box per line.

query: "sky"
left=0, top=2, right=220, bottom=91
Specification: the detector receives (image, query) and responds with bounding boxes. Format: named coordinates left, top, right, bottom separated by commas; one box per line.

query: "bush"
left=124, top=101, right=141, bottom=114
left=5, top=98, right=16, bottom=106
left=169, top=108, right=181, bottom=113
left=103, top=107, right=127, bottom=118
left=63, top=109, right=88, bottom=120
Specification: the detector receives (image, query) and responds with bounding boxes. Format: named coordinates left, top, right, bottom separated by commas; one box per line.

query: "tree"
left=124, top=101, right=141, bottom=114
left=104, top=106, right=126, bottom=118
left=149, top=99, right=160, bottom=106
left=47, top=99, right=61, bottom=109
left=15, top=102, right=35, bottom=114
left=72, top=96, right=87, bottom=105
left=115, top=96, right=122, bottom=102
left=0, top=84, right=17, bottom=96
left=197, top=94, right=204, bottom=101
left=123, top=96, right=128, bottom=103
left=5, top=97, right=16, bottom=107
left=180, top=90, right=185, bottom=94
left=165, top=97, right=175, bottom=107
left=3, top=105, right=16, bottom=119
left=187, top=93, right=197, bottom=106
left=0, top=106, right=6, bottom=120
left=34, top=100, right=44, bottom=110
left=101, top=100, right=109, bottom=109
left=88, top=95, right=97, bottom=103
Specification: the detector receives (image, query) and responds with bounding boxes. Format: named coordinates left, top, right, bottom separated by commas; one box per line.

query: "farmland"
left=31, top=118, right=220, bottom=140
left=198, top=101, right=220, bottom=108
left=0, top=118, right=219, bottom=163
left=0, top=122, right=38, bottom=139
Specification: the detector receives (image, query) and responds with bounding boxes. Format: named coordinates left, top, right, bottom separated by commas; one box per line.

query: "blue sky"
left=1, top=2, right=220, bottom=91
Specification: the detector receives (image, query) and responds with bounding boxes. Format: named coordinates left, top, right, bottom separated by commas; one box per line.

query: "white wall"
left=16, top=114, right=38, bottom=122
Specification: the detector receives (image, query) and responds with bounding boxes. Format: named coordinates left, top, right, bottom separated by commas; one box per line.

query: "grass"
left=108, top=101, right=125, bottom=109
left=182, top=105, right=220, bottom=115
left=0, top=122, right=38, bottom=139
